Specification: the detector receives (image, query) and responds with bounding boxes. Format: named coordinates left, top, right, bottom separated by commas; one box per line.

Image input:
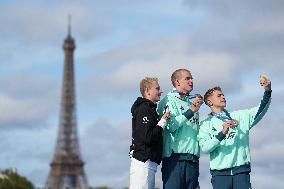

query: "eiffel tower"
left=46, top=18, right=88, bottom=189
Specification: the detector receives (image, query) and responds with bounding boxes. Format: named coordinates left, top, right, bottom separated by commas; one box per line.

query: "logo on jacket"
left=142, top=116, right=149, bottom=124
left=190, top=117, right=199, bottom=124
left=226, top=131, right=237, bottom=140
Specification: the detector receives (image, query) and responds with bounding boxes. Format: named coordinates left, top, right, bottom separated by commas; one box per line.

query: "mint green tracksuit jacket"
left=157, top=89, right=200, bottom=158
left=198, top=91, right=271, bottom=171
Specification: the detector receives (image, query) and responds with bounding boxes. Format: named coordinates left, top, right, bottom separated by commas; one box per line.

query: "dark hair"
left=204, top=86, right=222, bottom=106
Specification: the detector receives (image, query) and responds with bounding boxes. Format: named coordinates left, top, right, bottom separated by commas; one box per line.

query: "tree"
left=0, top=172, right=34, bottom=189
left=92, top=187, right=112, bottom=189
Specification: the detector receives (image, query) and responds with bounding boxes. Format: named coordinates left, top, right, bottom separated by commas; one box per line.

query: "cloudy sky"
left=0, top=0, right=283, bottom=188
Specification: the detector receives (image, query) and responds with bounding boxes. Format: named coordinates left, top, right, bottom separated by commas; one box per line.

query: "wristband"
left=157, top=118, right=167, bottom=129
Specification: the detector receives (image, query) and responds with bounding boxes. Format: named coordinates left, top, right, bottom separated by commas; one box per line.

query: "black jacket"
left=131, top=97, right=163, bottom=164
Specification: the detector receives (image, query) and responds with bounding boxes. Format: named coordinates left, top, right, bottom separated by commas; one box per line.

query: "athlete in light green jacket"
left=198, top=77, right=271, bottom=189
left=157, top=69, right=203, bottom=189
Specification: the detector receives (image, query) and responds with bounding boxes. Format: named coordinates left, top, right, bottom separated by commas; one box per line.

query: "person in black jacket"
left=129, top=77, right=170, bottom=189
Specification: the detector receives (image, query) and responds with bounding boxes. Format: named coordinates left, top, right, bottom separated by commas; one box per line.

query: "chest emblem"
left=226, top=131, right=237, bottom=140
left=142, top=116, right=149, bottom=124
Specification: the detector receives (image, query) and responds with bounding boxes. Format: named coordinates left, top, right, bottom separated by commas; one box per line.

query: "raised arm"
left=250, top=76, right=272, bottom=127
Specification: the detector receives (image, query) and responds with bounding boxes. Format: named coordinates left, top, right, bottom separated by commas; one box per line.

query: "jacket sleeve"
left=198, top=120, right=223, bottom=154
left=135, top=105, right=163, bottom=145
left=250, top=90, right=272, bottom=128
left=233, top=90, right=272, bottom=131
left=157, top=96, right=195, bottom=133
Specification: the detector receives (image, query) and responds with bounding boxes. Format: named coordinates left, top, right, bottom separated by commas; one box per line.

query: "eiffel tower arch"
left=46, top=19, right=89, bottom=189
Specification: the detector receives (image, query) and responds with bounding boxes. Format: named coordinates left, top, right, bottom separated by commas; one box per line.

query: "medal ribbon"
left=177, top=90, right=200, bottom=99
left=211, top=109, right=233, bottom=122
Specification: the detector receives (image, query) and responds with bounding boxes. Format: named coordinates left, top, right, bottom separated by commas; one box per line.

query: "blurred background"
left=0, top=0, right=283, bottom=188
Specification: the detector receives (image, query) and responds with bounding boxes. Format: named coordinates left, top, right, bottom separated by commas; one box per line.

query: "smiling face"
left=206, top=90, right=226, bottom=111
left=145, top=80, right=162, bottom=103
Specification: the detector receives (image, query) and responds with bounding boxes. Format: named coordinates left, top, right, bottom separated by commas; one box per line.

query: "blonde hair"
left=140, top=77, right=158, bottom=97
left=171, top=69, right=191, bottom=87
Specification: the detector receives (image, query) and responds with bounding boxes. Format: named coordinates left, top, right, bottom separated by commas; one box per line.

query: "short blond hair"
left=171, top=69, right=191, bottom=87
left=140, top=77, right=158, bottom=97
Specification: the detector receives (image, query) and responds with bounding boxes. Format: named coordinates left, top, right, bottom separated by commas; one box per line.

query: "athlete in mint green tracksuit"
left=157, top=69, right=203, bottom=189
left=198, top=78, right=271, bottom=189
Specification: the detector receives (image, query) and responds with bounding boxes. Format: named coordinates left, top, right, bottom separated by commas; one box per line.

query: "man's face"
left=147, top=81, right=162, bottom=103
left=176, top=71, right=193, bottom=93
left=207, top=90, right=226, bottom=108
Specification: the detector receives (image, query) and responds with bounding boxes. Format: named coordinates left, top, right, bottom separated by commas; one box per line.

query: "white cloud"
left=0, top=2, right=113, bottom=42
left=0, top=74, right=58, bottom=129
left=83, top=35, right=243, bottom=99
left=81, top=118, right=131, bottom=188
left=0, top=0, right=283, bottom=188
left=0, top=93, right=51, bottom=128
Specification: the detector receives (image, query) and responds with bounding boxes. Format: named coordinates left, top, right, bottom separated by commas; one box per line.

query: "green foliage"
left=0, top=172, right=34, bottom=189
left=122, top=187, right=159, bottom=189
left=90, top=186, right=158, bottom=189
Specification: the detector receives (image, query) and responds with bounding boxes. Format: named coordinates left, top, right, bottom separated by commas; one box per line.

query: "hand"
left=162, top=111, right=171, bottom=121
left=263, top=80, right=271, bottom=91
left=191, top=95, right=204, bottom=113
left=229, top=119, right=239, bottom=128
left=158, top=111, right=171, bottom=129
left=222, top=120, right=238, bottom=134
left=260, top=75, right=271, bottom=91
left=222, top=122, right=231, bottom=134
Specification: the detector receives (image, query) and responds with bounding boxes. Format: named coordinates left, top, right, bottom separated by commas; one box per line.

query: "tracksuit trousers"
left=162, top=158, right=199, bottom=189
left=211, top=172, right=252, bottom=189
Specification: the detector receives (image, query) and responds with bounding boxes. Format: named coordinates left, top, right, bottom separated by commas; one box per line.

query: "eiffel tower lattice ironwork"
left=46, top=19, right=88, bottom=189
